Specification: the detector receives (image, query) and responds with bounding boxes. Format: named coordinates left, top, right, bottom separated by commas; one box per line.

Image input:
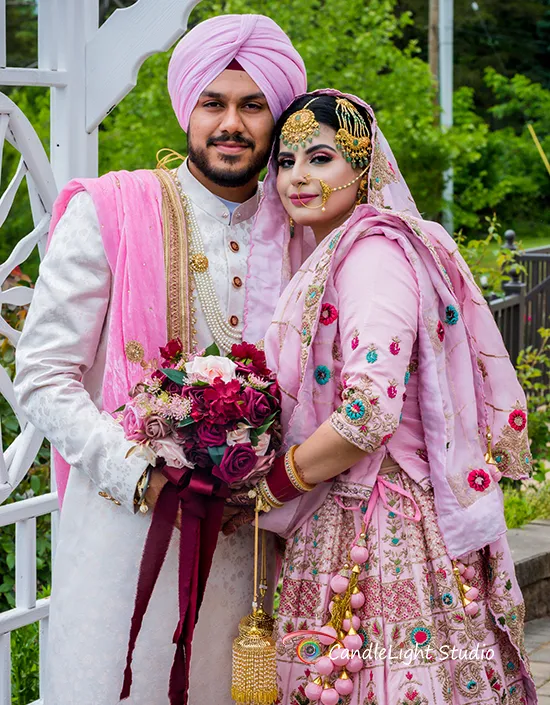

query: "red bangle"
left=264, top=447, right=315, bottom=503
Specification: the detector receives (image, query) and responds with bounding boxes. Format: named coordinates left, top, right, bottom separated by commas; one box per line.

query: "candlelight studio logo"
left=326, top=642, right=495, bottom=668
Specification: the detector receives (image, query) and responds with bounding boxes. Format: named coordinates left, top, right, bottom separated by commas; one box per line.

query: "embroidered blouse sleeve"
left=14, top=192, right=149, bottom=512
left=330, top=234, right=419, bottom=452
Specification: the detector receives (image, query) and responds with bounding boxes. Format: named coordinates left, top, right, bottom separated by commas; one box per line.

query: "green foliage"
left=455, top=214, right=520, bottom=295
left=503, top=479, right=550, bottom=529
left=515, top=327, right=550, bottom=479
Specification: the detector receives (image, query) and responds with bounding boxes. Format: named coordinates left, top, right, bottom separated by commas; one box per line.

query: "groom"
left=14, top=14, right=306, bottom=705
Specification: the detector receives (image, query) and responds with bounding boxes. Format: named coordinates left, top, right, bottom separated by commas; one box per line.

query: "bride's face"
left=276, top=123, right=364, bottom=232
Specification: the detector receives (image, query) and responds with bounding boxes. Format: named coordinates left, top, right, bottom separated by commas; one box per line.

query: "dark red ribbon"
left=120, top=465, right=229, bottom=705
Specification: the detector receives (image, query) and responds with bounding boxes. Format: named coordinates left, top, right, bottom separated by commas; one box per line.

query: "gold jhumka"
left=231, top=500, right=277, bottom=705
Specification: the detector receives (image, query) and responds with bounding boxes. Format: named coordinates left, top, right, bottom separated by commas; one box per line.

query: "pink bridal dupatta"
left=247, top=90, right=532, bottom=560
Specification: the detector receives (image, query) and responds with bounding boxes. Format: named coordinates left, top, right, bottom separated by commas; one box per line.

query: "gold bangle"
left=257, top=478, right=284, bottom=509
left=285, top=445, right=315, bottom=493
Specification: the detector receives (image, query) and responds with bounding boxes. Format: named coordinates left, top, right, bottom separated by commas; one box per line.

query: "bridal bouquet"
left=118, top=339, right=281, bottom=705
left=119, top=338, right=281, bottom=484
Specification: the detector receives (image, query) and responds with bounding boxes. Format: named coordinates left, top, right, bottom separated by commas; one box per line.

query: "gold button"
left=190, top=253, right=209, bottom=273
left=230, top=241, right=240, bottom=253
left=233, top=276, right=243, bottom=288
left=229, top=315, right=239, bottom=327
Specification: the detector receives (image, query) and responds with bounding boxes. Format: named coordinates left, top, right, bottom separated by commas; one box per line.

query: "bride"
left=237, top=89, right=537, bottom=704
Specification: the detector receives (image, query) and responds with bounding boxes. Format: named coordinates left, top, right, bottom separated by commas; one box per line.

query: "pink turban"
left=167, top=14, right=307, bottom=131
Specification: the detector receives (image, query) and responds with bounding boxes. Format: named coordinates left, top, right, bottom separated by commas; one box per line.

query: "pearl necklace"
left=172, top=172, right=243, bottom=353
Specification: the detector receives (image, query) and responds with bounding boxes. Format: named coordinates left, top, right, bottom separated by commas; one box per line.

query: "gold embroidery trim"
left=154, top=169, right=196, bottom=351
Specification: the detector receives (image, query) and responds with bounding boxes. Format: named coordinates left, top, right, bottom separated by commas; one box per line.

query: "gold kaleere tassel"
left=484, top=426, right=497, bottom=465
left=231, top=501, right=278, bottom=705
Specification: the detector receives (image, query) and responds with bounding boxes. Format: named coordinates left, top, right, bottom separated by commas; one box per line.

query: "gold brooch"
left=281, top=98, right=320, bottom=151
left=190, top=253, right=209, bottom=273
left=125, top=340, right=145, bottom=363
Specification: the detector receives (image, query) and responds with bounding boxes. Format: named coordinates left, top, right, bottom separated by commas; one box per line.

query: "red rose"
left=196, top=422, right=227, bottom=448
left=184, top=386, right=209, bottom=422
left=230, top=342, right=270, bottom=376
left=183, top=440, right=211, bottom=469
left=213, top=443, right=257, bottom=485
left=159, top=338, right=183, bottom=361
left=242, top=386, right=272, bottom=426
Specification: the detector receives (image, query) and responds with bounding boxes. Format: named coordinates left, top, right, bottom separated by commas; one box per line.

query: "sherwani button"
left=229, top=241, right=240, bottom=253
left=229, top=315, right=239, bottom=327
left=233, top=276, right=243, bottom=288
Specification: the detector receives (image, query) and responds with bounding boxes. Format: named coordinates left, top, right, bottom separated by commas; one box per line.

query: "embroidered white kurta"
left=14, top=161, right=262, bottom=705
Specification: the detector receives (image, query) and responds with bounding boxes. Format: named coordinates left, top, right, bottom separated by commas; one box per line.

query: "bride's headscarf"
left=243, top=89, right=531, bottom=558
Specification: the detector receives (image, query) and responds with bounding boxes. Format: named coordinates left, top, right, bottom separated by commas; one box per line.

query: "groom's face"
left=187, top=70, right=274, bottom=188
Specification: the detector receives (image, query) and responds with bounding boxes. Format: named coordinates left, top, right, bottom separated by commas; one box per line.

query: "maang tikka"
left=334, top=98, right=372, bottom=168
left=281, top=98, right=320, bottom=150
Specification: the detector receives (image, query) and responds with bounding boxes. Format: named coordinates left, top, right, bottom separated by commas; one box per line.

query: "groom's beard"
left=188, top=131, right=271, bottom=188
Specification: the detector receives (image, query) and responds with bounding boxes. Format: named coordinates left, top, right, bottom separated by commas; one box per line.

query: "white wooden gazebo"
left=0, top=2, right=201, bottom=701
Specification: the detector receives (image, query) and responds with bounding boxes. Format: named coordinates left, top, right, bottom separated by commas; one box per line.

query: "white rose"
left=253, top=432, right=271, bottom=456
left=151, top=438, right=193, bottom=469
left=185, top=355, right=237, bottom=384
left=227, top=422, right=251, bottom=446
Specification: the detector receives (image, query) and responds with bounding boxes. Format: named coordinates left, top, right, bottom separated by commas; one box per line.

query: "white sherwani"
left=14, top=162, right=262, bottom=704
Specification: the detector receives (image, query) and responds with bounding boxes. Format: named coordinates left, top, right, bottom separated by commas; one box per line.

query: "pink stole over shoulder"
left=46, top=170, right=167, bottom=505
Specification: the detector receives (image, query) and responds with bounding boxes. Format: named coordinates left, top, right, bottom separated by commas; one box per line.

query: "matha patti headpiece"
left=281, top=98, right=320, bottom=151
left=335, top=98, right=372, bottom=168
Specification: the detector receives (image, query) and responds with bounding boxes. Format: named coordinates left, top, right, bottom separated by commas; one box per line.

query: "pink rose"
left=213, top=443, right=257, bottom=485
left=143, top=414, right=171, bottom=440
left=227, top=423, right=251, bottom=446
left=122, top=405, right=146, bottom=442
left=151, top=437, right=192, bottom=469
left=253, top=432, right=271, bottom=456
left=185, top=355, right=237, bottom=384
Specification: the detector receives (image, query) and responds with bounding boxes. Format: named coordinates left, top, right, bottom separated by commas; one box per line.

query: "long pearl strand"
left=172, top=174, right=243, bottom=353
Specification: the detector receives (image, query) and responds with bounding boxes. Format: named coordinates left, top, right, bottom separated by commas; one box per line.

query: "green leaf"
left=207, top=445, right=227, bottom=466
left=178, top=417, right=196, bottom=428
left=30, top=474, right=41, bottom=495
left=204, top=342, right=221, bottom=357
left=160, top=368, right=187, bottom=385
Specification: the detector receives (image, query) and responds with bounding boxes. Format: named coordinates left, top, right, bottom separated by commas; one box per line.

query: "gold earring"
left=289, top=216, right=295, bottom=238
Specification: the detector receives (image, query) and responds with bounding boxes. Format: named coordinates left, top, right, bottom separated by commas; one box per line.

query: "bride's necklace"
left=172, top=172, right=243, bottom=352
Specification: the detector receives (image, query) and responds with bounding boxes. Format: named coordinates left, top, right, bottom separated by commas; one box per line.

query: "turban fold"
left=168, top=14, right=307, bottom=131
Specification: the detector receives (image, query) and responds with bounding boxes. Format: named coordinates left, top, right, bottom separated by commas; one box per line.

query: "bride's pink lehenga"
left=250, top=89, right=537, bottom=704
left=276, top=464, right=533, bottom=704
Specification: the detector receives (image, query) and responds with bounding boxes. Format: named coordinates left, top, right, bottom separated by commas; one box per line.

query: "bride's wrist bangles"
left=252, top=445, right=315, bottom=511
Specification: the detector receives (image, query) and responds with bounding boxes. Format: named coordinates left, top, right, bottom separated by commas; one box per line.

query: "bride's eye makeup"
left=277, top=155, right=295, bottom=169
left=310, top=152, right=333, bottom=165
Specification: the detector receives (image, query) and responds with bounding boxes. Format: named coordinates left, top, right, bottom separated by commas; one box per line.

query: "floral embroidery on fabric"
left=345, top=394, right=372, bottom=424
left=331, top=342, right=342, bottom=361
left=351, top=329, right=359, bottom=350
left=381, top=433, right=393, bottom=445
left=445, top=304, right=459, bottom=325
left=330, top=378, right=399, bottom=453
left=508, top=409, right=527, bottom=432
left=319, top=302, right=338, bottom=325
left=300, top=322, right=312, bottom=346
left=404, top=370, right=411, bottom=385
left=305, top=284, right=323, bottom=309
left=366, top=344, right=378, bottom=363
left=468, top=468, right=491, bottom=492
left=493, top=402, right=532, bottom=480
left=408, top=359, right=419, bottom=374
left=410, top=625, right=432, bottom=647
left=436, top=320, right=445, bottom=342
left=369, top=139, right=398, bottom=208
left=389, top=336, right=401, bottom=355
left=314, top=365, right=331, bottom=385
left=387, top=379, right=398, bottom=399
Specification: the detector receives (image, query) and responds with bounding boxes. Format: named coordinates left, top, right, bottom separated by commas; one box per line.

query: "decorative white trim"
left=85, top=0, right=202, bottom=132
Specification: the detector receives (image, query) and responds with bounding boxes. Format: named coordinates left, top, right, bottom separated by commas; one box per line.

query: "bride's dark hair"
left=272, top=94, right=372, bottom=163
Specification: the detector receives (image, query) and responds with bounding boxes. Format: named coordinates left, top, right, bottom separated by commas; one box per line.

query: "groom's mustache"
left=207, top=133, right=255, bottom=149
